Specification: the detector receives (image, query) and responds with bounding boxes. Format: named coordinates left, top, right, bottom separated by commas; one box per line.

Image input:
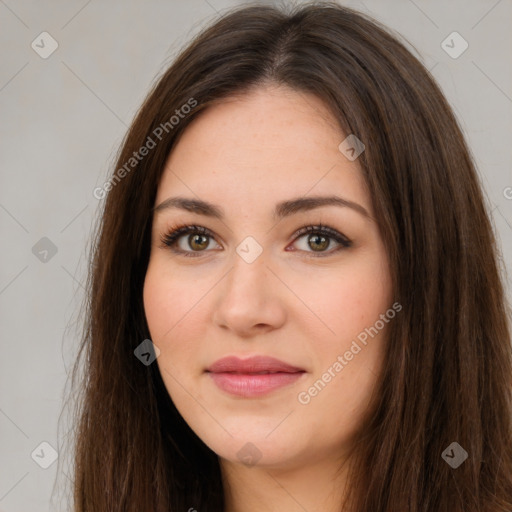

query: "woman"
left=70, top=2, right=512, bottom=511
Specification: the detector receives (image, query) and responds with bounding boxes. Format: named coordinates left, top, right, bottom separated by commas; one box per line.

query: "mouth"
left=205, top=355, right=306, bottom=397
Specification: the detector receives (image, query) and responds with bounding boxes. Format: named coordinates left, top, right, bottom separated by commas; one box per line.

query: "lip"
left=206, top=356, right=306, bottom=397
left=207, top=355, right=305, bottom=374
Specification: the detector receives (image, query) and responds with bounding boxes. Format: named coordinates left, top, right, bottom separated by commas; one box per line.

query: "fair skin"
left=143, top=84, right=393, bottom=512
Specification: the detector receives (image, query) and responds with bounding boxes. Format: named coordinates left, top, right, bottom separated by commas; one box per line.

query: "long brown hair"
left=68, top=2, right=512, bottom=510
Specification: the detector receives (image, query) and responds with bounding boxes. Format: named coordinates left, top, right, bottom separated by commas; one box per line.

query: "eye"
left=159, top=223, right=352, bottom=258
left=160, top=224, right=221, bottom=257
left=288, top=224, right=352, bottom=257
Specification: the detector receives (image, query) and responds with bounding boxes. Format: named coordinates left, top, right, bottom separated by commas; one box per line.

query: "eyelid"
left=292, top=224, right=351, bottom=249
left=159, top=222, right=352, bottom=257
left=158, top=224, right=220, bottom=256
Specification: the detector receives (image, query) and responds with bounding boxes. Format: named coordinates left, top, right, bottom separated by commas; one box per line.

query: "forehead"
left=155, top=85, right=371, bottom=217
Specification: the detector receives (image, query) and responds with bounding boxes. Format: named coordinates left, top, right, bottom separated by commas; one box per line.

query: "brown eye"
left=291, top=224, right=352, bottom=256
left=307, top=233, right=330, bottom=252
left=188, top=234, right=209, bottom=251
left=160, top=225, right=221, bottom=257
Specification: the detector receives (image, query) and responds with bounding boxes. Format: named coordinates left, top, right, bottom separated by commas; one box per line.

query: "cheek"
left=293, top=249, right=391, bottom=414
left=298, top=287, right=390, bottom=445
left=143, top=262, right=211, bottom=382
left=143, top=262, right=201, bottom=340
left=143, top=273, right=173, bottom=341
left=290, top=250, right=392, bottom=342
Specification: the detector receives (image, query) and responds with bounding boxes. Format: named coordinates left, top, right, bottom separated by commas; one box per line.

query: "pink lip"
left=206, top=356, right=306, bottom=397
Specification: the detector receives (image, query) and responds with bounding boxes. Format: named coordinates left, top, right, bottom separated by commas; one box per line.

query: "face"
left=143, top=84, right=394, bottom=470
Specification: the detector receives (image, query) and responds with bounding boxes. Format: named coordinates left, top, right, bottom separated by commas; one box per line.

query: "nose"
left=211, top=250, right=287, bottom=337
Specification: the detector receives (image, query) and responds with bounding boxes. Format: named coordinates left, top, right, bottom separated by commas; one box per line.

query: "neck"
left=220, top=451, right=351, bottom=512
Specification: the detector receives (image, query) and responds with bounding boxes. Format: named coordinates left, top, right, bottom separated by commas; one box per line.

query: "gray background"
left=1, top=0, right=511, bottom=510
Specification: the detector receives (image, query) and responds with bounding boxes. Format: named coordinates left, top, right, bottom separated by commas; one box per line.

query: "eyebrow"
left=152, top=195, right=370, bottom=220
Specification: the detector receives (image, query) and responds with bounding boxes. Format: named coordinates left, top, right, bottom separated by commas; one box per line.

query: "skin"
left=143, top=84, right=393, bottom=512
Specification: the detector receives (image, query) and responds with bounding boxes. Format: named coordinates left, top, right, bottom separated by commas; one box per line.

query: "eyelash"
left=159, top=222, right=352, bottom=258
